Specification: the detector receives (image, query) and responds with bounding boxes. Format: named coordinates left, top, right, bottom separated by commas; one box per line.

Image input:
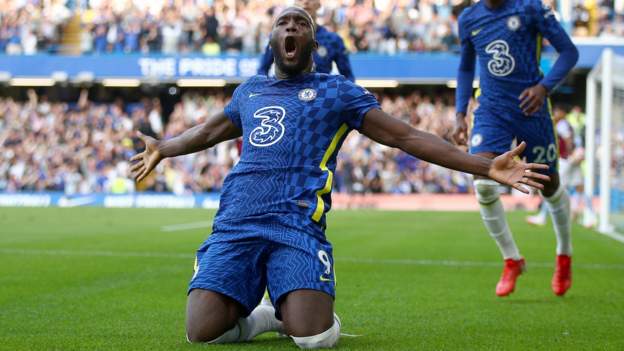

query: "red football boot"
left=496, top=258, right=526, bottom=297
left=552, top=255, right=572, bottom=296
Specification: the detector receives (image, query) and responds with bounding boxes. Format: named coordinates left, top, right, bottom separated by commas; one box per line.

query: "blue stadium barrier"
left=0, top=42, right=621, bottom=82
left=0, top=53, right=547, bottom=82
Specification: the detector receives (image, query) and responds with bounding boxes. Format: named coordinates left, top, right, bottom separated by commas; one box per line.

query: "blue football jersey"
left=212, top=73, right=379, bottom=240
left=457, top=0, right=571, bottom=113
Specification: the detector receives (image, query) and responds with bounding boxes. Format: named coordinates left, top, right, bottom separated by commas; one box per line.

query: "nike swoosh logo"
left=249, top=93, right=262, bottom=98
left=58, top=196, right=96, bottom=207
left=320, top=275, right=333, bottom=282
left=471, top=28, right=482, bottom=36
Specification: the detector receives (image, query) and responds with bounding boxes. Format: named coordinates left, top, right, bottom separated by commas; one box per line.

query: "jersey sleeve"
left=333, top=35, right=355, bottom=82
left=532, top=0, right=579, bottom=91
left=455, top=13, right=477, bottom=114
left=338, top=78, right=380, bottom=130
left=224, top=84, right=244, bottom=130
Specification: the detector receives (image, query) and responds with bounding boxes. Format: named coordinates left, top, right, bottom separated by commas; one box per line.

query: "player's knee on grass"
left=185, top=289, right=243, bottom=343
left=474, top=179, right=500, bottom=205
left=280, top=289, right=334, bottom=336
left=291, top=317, right=341, bottom=349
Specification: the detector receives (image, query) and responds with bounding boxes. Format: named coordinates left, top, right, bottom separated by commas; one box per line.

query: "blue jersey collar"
left=269, top=72, right=316, bottom=85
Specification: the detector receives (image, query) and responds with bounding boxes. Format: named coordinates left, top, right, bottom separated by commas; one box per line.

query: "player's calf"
left=474, top=178, right=521, bottom=260
left=540, top=173, right=573, bottom=256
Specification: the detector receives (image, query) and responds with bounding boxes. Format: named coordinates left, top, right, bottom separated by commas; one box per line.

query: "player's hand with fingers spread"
left=130, top=131, right=163, bottom=183
left=488, top=142, right=551, bottom=193
left=452, top=112, right=469, bottom=146
left=519, top=84, right=547, bottom=116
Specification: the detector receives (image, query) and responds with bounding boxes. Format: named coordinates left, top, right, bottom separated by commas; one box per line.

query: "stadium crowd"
left=0, top=0, right=622, bottom=55
left=0, top=89, right=473, bottom=195
left=0, top=0, right=71, bottom=54
left=80, top=0, right=463, bottom=55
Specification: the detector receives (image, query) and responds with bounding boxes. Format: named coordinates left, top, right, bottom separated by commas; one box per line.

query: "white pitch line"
left=340, top=333, right=363, bottom=337
left=161, top=224, right=624, bottom=244
left=603, top=230, right=624, bottom=244
left=0, top=248, right=623, bottom=270
left=337, top=257, right=503, bottom=267
left=0, top=248, right=192, bottom=259
left=335, top=257, right=624, bottom=270
left=161, top=221, right=212, bottom=232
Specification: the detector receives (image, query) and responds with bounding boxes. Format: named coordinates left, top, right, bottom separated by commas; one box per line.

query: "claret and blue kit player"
left=131, top=4, right=551, bottom=349
left=453, top=0, right=579, bottom=297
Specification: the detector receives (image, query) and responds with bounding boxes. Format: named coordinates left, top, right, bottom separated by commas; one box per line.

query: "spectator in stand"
left=161, top=9, right=183, bottom=54
left=0, top=1, right=68, bottom=55
left=1, top=0, right=622, bottom=55
left=0, top=89, right=471, bottom=195
left=202, top=35, right=221, bottom=55
left=203, top=6, right=220, bottom=44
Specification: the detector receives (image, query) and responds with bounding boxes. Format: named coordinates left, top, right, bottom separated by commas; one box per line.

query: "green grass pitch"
left=1, top=208, right=623, bottom=350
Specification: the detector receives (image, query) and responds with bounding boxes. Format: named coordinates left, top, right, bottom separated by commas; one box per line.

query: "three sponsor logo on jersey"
left=485, top=40, right=516, bottom=76
left=482, top=14, right=522, bottom=77
left=471, top=11, right=528, bottom=77
left=248, top=89, right=317, bottom=147
left=249, top=106, right=286, bottom=147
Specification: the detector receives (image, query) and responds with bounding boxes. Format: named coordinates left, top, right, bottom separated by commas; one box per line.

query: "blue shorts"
left=188, top=228, right=335, bottom=318
left=469, top=104, right=558, bottom=174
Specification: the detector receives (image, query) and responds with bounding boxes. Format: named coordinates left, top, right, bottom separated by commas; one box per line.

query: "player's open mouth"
left=284, top=36, right=297, bottom=59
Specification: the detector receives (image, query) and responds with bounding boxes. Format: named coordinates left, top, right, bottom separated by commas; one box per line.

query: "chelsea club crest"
left=317, top=45, right=328, bottom=57
left=298, top=88, right=317, bottom=102
left=507, top=16, right=521, bottom=31
left=471, top=133, right=483, bottom=147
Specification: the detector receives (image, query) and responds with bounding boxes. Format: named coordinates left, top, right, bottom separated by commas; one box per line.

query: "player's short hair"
left=273, top=6, right=315, bottom=37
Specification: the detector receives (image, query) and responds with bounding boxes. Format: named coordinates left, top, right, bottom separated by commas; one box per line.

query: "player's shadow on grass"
left=502, top=296, right=577, bottom=304
left=187, top=335, right=359, bottom=349
left=186, top=335, right=292, bottom=349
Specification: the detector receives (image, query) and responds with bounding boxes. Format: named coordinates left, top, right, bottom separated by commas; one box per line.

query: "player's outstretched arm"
left=360, top=109, right=550, bottom=193
left=130, top=112, right=241, bottom=182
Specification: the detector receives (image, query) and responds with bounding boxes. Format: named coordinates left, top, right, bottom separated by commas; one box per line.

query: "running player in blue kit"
left=131, top=7, right=549, bottom=349
left=453, top=0, right=579, bottom=297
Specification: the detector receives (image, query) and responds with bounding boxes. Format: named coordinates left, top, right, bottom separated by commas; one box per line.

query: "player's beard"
left=273, top=41, right=315, bottom=77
